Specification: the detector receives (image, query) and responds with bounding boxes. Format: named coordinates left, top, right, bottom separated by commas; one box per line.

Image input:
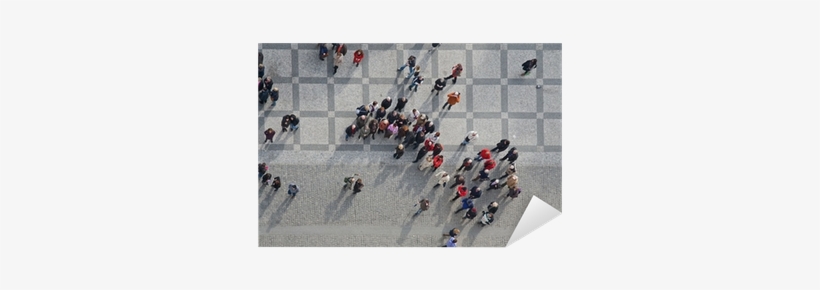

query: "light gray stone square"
left=263, top=49, right=292, bottom=78
left=436, top=118, right=467, bottom=146
left=542, top=85, right=562, bottom=112
left=508, top=119, right=538, bottom=146
left=471, top=119, right=503, bottom=146
left=367, top=50, right=398, bottom=78
left=367, top=84, right=395, bottom=104
left=270, top=85, right=294, bottom=111
left=543, top=50, right=562, bottom=79
left=471, top=50, right=502, bottom=78
left=292, top=77, right=299, bottom=84
left=293, top=144, right=301, bottom=151
left=543, top=119, right=562, bottom=146
left=505, top=50, right=536, bottom=78
left=471, top=85, right=502, bottom=112
left=437, top=50, right=467, bottom=77
left=332, top=55, right=363, bottom=79
left=507, top=85, right=538, bottom=112
left=299, top=117, right=330, bottom=145
left=297, top=49, right=329, bottom=77
left=362, top=78, right=369, bottom=84
left=298, top=84, right=329, bottom=111
left=334, top=117, right=357, bottom=143
left=333, top=84, right=363, bottom=112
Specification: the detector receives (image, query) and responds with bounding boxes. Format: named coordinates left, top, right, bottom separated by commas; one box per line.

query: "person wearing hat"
left=443, top=91, right=461, bottom=110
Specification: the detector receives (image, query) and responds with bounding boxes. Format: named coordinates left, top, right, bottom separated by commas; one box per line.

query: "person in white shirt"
left=461, top=131, right=479, bottom=146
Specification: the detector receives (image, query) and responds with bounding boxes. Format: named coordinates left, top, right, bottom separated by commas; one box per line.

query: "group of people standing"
left=259, top=44, right=540, bottom=247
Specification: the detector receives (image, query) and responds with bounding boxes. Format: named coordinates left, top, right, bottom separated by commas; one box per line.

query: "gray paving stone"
left=543, top=50, right=563, bottom=79
left=507, top=85, right=539, bottom=112
left=471, top=50, right=502, bottom=78
left=507, top=118, right=539, bottom=146
left=542, top=85, right=562, bottom=112
left=543, top=119, right=562, bottom=146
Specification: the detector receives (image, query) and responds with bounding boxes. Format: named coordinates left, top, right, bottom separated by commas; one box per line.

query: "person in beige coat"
left=418, top=155, right=435, bottom=171
left=333, top=52, right=343, bottom=75
left=506, top=175, right=519, bottom=189
left=433, top=171, right=450, bottom=188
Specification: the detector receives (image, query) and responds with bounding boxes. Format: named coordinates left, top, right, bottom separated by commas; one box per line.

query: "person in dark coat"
left=472, top=169, right=490, bottom=182
left=490, top=139, right=511, bottom=153
left=488, top=178, right=502, bottom=190
left=521, top=59, right=538, bottom=76
left=374, top=107, right=387, bottom=121
left=397, top=55, right=417, bottom=75
left=395, top=114, right=408, bottom=128
left=258, top=163, right=267, bottom=179
left=394, top=97, right=408, bottom=112
left=423, top=121, right=436, bottom=135
left=412, top=146, right=429, bottom=163
left=408, top=75, right=424, bottom=92
left=487, top=201, right=499, bottom=214
left=468, top=186, right=482, bottom=199
left=448, top=174, right=466, bottom=189
left=352, top=179, right=364, bottom=194
left=463, top=207, right=478, bottom=220
left=431, top=78, right=446, bottom=95
left=506, top=186, right=521, bottom=199
left=396, top=125, right=410, bottom=142
left=263, top=128, right=276, bottom=144
left=393, top=144, right=405, bottom=159
left=262, top=77, right=273, bottom=91
left=280, top=115, right=290, bottom=132
left=368, top=118, right=378, bottom=140
left=345, top=125, right=357, bottom=141
left=261, top=173, right=272, bottom=186
left=381, top=97, right=392, bottom=111
left=288, top=114, right=300, bottom=132
left=269, top=87, right=279, bottom=107
left=258, top=63, right=265, bottom=78
left=272, top=176, right=281, bottom=191
left=457, top=158, right=474, bottom=171
left=259, top=51, right=264, bottom=64
left=500, top=148, right=519, bottom=163
left=259, top=88, right=269, bottom=105
left=432, top=143, right=444, bottom=157
left=355, top=115, right=367, bottom=129
left=412, top=131, right=426, bottom=149
left=318, top=43, right=328, bottom=61
left=386, top=110, right=399, bottom=125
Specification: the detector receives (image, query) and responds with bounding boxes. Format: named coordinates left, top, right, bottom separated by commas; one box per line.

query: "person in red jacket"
left=443, top=63, right=463, bottom=84
left=483, top=159, right=496, bottom=171
left=432, top=155, right=444, bottom=171
left=474, top=148, right=491, bottom=162
left=353, top=49, right=364, bottom=67
left=450, top=184, right=468, bottom=201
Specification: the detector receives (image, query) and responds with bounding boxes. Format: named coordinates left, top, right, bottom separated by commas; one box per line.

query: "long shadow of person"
left=266, top=196, right=294, bottom=232
left=331, top=194, right=356, bottom=221
left=324, top=185, right=349, bottom=223
left=395, top=217, right=416, bottom=246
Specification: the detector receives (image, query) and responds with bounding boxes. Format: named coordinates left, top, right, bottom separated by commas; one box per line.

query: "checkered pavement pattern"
left=257, top=43, right=561, bottom=247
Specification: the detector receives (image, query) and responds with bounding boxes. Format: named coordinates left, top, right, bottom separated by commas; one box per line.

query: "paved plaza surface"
left=258, top=43, right=561, bottom=247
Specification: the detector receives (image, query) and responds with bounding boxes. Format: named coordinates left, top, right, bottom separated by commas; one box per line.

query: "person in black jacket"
left=374, top=107, right=387, bottom=121
left=448, top=174, right=466, bottom=189
left=345, top=125, right=357, bottom=141
left=280, top=116, right=290, bottom=132
left=386, top=110, right=399, bottom=125
left=423, top=121, right=435, bottom=135
left=487, top=201, right=499, bottom=214
left=258, top=64, right=265, bottom=78
left=394, top=97, right=408, bottom=112
left=393, top=144, right=405, bottom=159
left=431, top=78, right=446, bottom=95
left=288, top=114, right=300, bottom=132
left=381, top=97, right=392, bottom=111
left=463, top=207, right=477, bottom=220
left=412, top=131, right=426, bottom=149
left=269, top=87, right=279, bottom=107
left=259, top=88, right=269, bottom=105
left=468, top=186, right=482, bottom=199
left=500, top=148, right=519, bottom=163
left=490, top=139, right=511, bottom=153
left=412, top=146, right=429, bottom=163
left=521, top=59, right=537, bottom=76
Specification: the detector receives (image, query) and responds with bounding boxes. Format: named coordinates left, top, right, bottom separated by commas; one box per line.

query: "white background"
left=1, top=1, right=818, bottom=289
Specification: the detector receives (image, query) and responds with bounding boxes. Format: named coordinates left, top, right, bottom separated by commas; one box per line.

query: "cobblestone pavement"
left=258, top=43, right=561, bottom=247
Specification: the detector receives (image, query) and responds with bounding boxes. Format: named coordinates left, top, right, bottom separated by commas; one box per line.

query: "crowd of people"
left=259, top=44, right=540, bottom=247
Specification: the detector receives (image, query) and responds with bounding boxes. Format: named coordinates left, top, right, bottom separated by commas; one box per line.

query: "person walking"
left=353, top=49, right=364, bottom=67
left=269, top=87, right=279, bottom=107
left=414, top=198, right=430, bottom=216
left=468, top=186, right=482, bottom=199
left=433, top=171, right=450, bottom=188
left=344, top=124, right=357, bottom=141
left=443, top=63, right=463, bottom=84
left=432, top=143, right=444, bottom=157
left=487, top=178, right=502, bottom=190
left=263, top=128, right=276, bottom=144
left=381, top=97, right=392, bottom=111
left=288, top=114, right=300, bottom=132
left=352, top=179, right=364, bottom=194
left=498, top=164, right=516, bottom=180
left=333, top=52, right=343, bottom=75
left=479, top=211, right=494, bottom=226
left=500, top=148, right=519, bottom=163
left=463, top=207, right=478, bottom=220
left=521, top=58, right=538, bottom=76
left=384, top=122, right=398, bottom=139
left=450, top=184, right=468, bottom=201
left=261, top=173, right=272, bottom=187
left=394, top=97, right=408, bottom=112
left=487, top=201, right=499, bottom=214
left=397, top=55, right=417, bottom=75
left=472, top=169, right=491, bottom=182
left=506, top=175, right=519, bottom=189
left=457, top=158, right=474, bottom=172
left=393, top=144, right=405, bottom=159
left=444, top=237, right=457, bottom=247
left=454, top=197, right=474, bottom=214
left=482, top=158, right=497, bottom=171
left=418, top=155, right=434, bottom=171
left=490, top=139, right=511, bottom=153
left=431, top=78, right=447, bottom=95
left=474, top=148, right=492, bottom=162
left=287, top=183, right=300, bottom=198
left=272, top=176, right=282, bottom=191
left=258, top=162, right=268, bottom=179
left=460, top=131, right=478, bottom=146
left=408, top=74, right=424, bottom=92
left=411, top=131, right=426, bottom=149
left=432, top=155, right=444, bottom=171
left=443, top=91, right=461, bottom=110
left=448, top=174, right=466, bottom=189
left=442, top=228, right=460, bottom=239
left=506, top=186, right=522, bottom=199
left=318, top=43, right=329, bottom=61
